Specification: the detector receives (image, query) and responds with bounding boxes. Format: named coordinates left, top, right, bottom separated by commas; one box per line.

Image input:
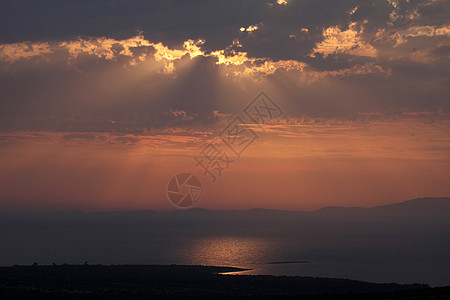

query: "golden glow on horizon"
left=1, top=116, right=449, bottom=211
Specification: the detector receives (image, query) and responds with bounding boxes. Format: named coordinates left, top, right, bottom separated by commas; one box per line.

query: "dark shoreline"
left=267, top=260, right=310, bottom=265
left=1, top=264, right=448, bottom=299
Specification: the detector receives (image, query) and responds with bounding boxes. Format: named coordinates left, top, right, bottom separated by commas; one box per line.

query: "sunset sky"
left=0, top=0, right=449, bottom=211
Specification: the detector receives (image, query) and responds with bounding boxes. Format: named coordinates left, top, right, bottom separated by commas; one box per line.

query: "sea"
left=1, top=210, right=449, bottom=287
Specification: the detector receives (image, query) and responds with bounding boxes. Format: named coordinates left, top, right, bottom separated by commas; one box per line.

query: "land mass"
left=1, top=264, right=448, bottom=299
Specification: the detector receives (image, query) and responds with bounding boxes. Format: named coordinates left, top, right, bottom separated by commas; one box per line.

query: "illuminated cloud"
left=0, top=41, right=52, bottom=63
left=312, top=63, right=389, bottom=83
left=0, top=0, right=448, bottom=122
left=210, top=49, right=249, bottom=66
left=207, top=43, right=306, bottom=78
left=311, top=22, right=377, bottom=58
left=162, top=62, right=175, bottom=74
left=60, top=35, right=149, bottom=60
left=230, top=60, right=307, bottom=80
left=349, top=6, right=358, bottom=15
left=240, top=25, right=260, bottom=32
left=371, top=24, right=450, bottom=64
left=392, top=25, right=450, bottom=47
left=0, top=35, right=205, bottom=67
left=152, top=39, right=205, bottom=61
left=387, top=0, right=400, bottom=22
left=169, top=110, right=198, bottom=121
left=0, top=34, right=310, bottom=89
left=268, top=0, right=288, bottom=6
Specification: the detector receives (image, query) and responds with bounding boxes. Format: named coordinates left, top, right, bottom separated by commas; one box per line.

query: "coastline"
left=1, top=264, right=443, bottom=299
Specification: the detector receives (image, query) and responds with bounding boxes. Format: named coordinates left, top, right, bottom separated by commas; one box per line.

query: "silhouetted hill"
left=0, top=265, right=437, bottom=299
left=2, top=197, right=449, bottom=219
left=318, top=196, right=448, bottom=211
left=372, top=197, right=450, bottom=217
left=168, top=197, right=450, bottom=218
left=313, top=197, right=450, bottom=221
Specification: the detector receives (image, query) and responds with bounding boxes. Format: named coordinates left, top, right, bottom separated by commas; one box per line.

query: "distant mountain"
left=314, top=206, right=367, bottom=214
left=372, top=197, right=450, bottom=216
left=175, top=197, right=450, bottom=216
left=313, top=197, right=450, bottom=219
left=156, top=197, right=450, bottom=220
left=2, top=197, right=448, bottom=218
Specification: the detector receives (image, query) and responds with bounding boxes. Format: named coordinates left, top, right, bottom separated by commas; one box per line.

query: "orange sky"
left=1, top=117, right=449, bottom=212
left=1, top=0, right=449, bottom=212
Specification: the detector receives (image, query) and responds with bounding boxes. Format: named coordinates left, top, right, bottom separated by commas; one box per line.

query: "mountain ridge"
left=1, top=197, right=449, bottom=216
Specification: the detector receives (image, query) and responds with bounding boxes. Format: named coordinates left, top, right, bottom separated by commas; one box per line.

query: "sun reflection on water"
left=180, top=236, right=277, bottom=267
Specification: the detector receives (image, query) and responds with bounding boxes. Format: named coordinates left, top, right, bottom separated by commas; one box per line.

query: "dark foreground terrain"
left=0, top=265, right=448, bottom=299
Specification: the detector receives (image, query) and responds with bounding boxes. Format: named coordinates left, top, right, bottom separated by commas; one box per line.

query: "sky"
left=0, top=0, right=449, bottom=211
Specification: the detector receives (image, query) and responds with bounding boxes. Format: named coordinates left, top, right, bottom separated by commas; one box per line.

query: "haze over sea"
left=1, top=197, right=449, bottom=287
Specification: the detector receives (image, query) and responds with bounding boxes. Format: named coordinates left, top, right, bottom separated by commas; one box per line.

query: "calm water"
left=1, top=214, right=449, bottom=287
left=155, top=235, right=450, bottom=287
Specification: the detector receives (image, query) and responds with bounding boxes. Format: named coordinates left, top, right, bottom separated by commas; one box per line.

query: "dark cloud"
left=0, top=0, right=448, bottom=132
left=63, top=133, right=105, bottom=141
